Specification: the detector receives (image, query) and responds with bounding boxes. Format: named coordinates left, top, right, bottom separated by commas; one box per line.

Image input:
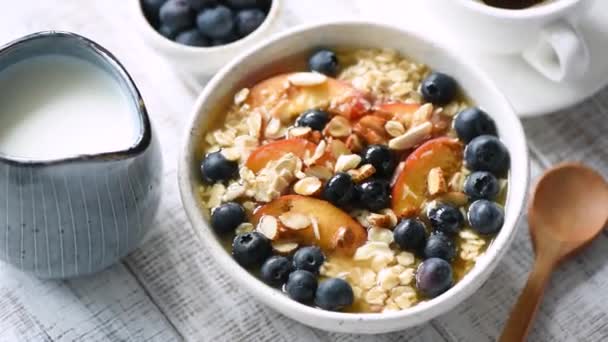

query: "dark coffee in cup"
left=481, top=0, right=548, bottom=9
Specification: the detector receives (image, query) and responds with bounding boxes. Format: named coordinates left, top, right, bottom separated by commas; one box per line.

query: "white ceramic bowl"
left=178, top=21, right=530, bottom=334
left=130, top=0, right=281, bottom=76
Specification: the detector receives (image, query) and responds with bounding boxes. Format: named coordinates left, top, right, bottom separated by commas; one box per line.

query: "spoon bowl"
left=500, top=163, right=608, bottom=342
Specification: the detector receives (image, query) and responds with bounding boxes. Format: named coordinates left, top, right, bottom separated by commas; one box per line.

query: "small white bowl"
left=130, top=0, right=281, bottom=76
left=178, top=22, right=530, bottom=334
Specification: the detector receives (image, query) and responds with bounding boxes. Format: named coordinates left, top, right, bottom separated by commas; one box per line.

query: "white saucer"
left=356, top=0, right=608, bottom=117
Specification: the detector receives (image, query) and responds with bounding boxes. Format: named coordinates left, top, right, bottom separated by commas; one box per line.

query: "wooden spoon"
left=499, top=163, right=608, bottom=342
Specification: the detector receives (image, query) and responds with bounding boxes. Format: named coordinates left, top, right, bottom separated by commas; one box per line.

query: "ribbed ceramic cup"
left=0, top=31, right=163, bottom=279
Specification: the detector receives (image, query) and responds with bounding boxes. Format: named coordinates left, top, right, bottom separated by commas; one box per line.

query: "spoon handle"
left=499, top=255, right=555, bottom=342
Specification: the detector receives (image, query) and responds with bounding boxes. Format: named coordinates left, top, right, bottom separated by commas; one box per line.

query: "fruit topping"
left=160, top=0, right=195, bottom=31
left=423, top=231, right=456, bottom=262
left=393, top=218, right=427, bottom=252
left=454, top=107, right=497, bottom=143
left=420, top=72, right=458, bottom=105
left=360, top=144, right=395, bottom=178
left=293, top=246, right=325, bottom=274
left=295, top=109, right=330, bottom=131
left=416, top=258, right=453, bottom=298
left=201, top=150, right=238, bottom=183
left=245, top=138, right=329, bottom=173
left=464, top=171, right=500, bottom=201
left=235, top=8, right=266, bottom=36
left=175, top=28, right=209, bottom=46
left=464, top=135, right=510, bottom=176
left=427, top=203, right=464, bottom=235
left=260, top=255, right=292, bottom=286
left=232, top=231, right=272, bottom=267
left=468, top=199, right=504, bottom=235
left=315, top=278, right=354, bottom=311
left=308, top=49, right=339, bottom=77
left=286, top=270, right=317, bottom=303
left=356, top=179, right=391, bottom=211
left=323, top=173, right=356, bottom=207
left=211, top=202, right=246, bottom=235
left=196, top=5, right=234, bottom=39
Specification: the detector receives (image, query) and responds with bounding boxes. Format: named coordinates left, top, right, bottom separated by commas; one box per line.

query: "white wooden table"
left=2, top=1, right=608, bottom=341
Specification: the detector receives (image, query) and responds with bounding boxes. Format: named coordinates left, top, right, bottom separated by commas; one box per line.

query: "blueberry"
left=159, top=25, right=180, bottom=39
left=423, top=232, right=456, bottom=261
left=293, top=246, right=325, bottom=274
left=416, top=258, right=453, bottom=298
left=175, top=29, right=210, bottom=46
left=360, top=144, right=395, bottom=178
left=186, top=0, right=216, bottom=11
left=197, top=5, right=235, bottom=39
left=322, top=173, right=356, bottom=207
left=454, top=107, right=497, bottom=143
left=315, top=278, right=354, bottom=311
left=464, top=171, right=499, bottom=201
left=464, top=135, right=510, bottom=176
left=356, top=179, right=390, bottom=211
left=468, top=199, right=504, bottom=235
left=232, top=232, right=272, bottom=268
left=308, top=49, right=339, bottom=77
left=211, top=32, right=239, bottom=46
left=235, top=9, right=266, bottom=37
left=142, top=0, right=167, bottom=25
left=210, top=202, right=245, bottom=235
left=226, top=0, right=258, bottom=9
left=159, top=0, right=195, bottom=31
left=295, top=109, right=330, bottom=131
left=427, top=203, right=464, bottom=235
left=200, top=150, right=238, bottom=183
left=420, top=72, right=458, bottom=105
left=393, top=218, right=427, bottom=252
left=285, top=270, right=317, bottom=303
left=260, top=256, right=292, bottom=286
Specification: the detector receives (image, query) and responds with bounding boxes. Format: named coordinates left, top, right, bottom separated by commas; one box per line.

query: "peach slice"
left=245, top=138, right=331, bottom=173
left=391, top=138, right=463, bottom=217
left=253, top=195, right=367, bottom=257
left=246, top=73, right=371, bottom=122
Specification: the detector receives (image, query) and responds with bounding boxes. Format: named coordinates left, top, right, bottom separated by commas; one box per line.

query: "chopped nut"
left=235, top=222, right=254, bottom=234
left=427, top=167, right=447, bottom=196
left=388, top=122, right=432, bottom=150
left=278, top=212, right=311, bottom=230
left=220, top=147, right=240, bottom=162
left=234, top=88, right=250, bottom=105
left=396, top=251, right=415, bottom=266
left=345, top=134, right=364, bottom=152
left=325, top=116, right=352, bottom=138
left=349, top=164, right=376, bottom=183
left=385, top=120, right=406, bottom=137
left=330, top=139, right=351, bottom=158
left=449, top=172, right=465, bottom=192
left=288, top=126, right=312, bottom=139
left=272, top=242, right=299, bottom=254
left=368, top=227, right=394, bottom=244
left=257, top=215, right=279, bottom=240
left=334, top=154, right=362, bottom=173
left=287, top=72, right=328, bottom=86
left=304, top=165, right=333, bottom=180
left=367, top=213, right=392, bottom=228
left=293, top=177, right=322, bottom=196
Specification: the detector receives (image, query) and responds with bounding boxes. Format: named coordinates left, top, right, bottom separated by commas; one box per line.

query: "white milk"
left=0, top=54, right=139, bottom=160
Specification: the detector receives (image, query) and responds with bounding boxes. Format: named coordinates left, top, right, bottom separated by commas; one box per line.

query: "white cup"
left=427, top=0, right=592, bottom=82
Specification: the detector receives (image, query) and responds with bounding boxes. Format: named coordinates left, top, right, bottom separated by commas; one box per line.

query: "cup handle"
left=522, top=20, right=589, bottom=82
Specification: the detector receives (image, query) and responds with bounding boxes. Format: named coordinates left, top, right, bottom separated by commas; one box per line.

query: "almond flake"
left=330, top=139, right=351, bottom=158
left=293, top=177, right=322, bottom=196
left=304, top=165, right=333, bottom=180
left=264, top=118, right=283, bottom=139
left=272, top=242, right=299, bottom=254
left=427, top=167, right=447, bottom=196
left=334, top=154, right=362, bottom=173
left=234, top=88, right=250, bottom=105
left=278, top=212, right=311, bottom=230
left=287, top=72, right=328, bottom=86
left=288, top=126, right=312, bottom=139
left=310, top=215, right=321, bottom=240
left=257, top=215, right=278, bottom=240
left=305, top=140, right=327, bottom=166
left=325, top=116, right=352, bottom=138
left=388, top=121, right=432, bottom=150
left=385, top=120, right=406, bottom=137
left=412, top=103, right=433, bottom=125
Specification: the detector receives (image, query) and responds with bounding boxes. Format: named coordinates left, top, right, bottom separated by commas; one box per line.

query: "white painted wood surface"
left=1, top=1, right=607, bottom=341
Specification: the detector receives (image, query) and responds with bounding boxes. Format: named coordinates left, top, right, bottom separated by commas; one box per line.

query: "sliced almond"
left=287, top=72, right=327, bottom=86
left=412, top=103, right=433, bottom=126
left=345, top=134, right=364, bottom=153
left=332, top=226, right=355, bottom=251
left=272, top=241, right=299, bottom=255
left=288, top=126, right=312, bottom=139
left=257, top=215, right=279, bottom=240
left=293, top=177, right=322, bottom=196
left=330, top=139, right=351, bottom=159
left=385, top=120, right=406, bottom=137
left=234, top=88, right=250, bottom=105
left=304, top=140, right=327, bottom=166
left=304, top=165, right=333, bottom=180
left=349, top=164, right=376, bottom=183
left=388, top=121, right=432, bottom=150
left=278, top=212, right=311, bottom=230
left=449, top=171, right=465, bottom=192
left=427, top=167, right=447, bottom=196
left=334, top=154, right=362, bottom=173
left=310, top=215, right=321, bottom=240
left=325, top=116, right=352, bottom=138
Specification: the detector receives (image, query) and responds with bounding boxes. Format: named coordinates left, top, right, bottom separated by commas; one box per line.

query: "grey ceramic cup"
left=0, top=31, right=163, bottom=279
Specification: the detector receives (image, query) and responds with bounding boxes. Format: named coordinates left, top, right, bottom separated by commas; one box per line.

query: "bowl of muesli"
left=178, top=21, right=529, bottom=333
